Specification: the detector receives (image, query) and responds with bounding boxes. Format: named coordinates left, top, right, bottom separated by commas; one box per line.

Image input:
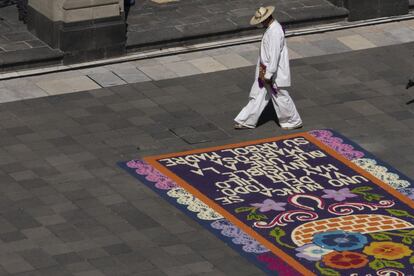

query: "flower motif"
left=322, top=251, right=369, bottom=269
left=322, top=188, right=358, bottom=201
left=126, top=160, right=178, bottom=190
left=167, top=188, right=223, bottom=221
left=295, top=244, right=333, bottom=261
left=352, top=158, right=410, bottom=189
left=363, top=242, right=413, bottom=260
left=398, top=188, right=414, bottom=200
left=313, top=231, right=368, bottom=251
left=250, top=199, right=287, bottom=212
left=309, top=130, right=364, bottom=160
left=211, top=220, right=269, bottom=254
left=257, top=252, right=300, bottom=275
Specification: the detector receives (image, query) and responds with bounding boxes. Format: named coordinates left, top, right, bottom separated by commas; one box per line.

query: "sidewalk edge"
left=2, top=12, right=414, bottom=81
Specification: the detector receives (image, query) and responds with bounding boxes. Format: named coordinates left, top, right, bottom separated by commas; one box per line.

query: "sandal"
left=281, top=123, right=303, bottom=130
left=234, top=123, right=252, bottom=130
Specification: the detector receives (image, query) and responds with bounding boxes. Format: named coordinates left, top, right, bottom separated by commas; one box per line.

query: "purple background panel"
left=153, top=135, right=414, bottom=275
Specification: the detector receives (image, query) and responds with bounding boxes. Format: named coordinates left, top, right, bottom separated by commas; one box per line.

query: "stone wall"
left=27, top=0, right=126, bottom=63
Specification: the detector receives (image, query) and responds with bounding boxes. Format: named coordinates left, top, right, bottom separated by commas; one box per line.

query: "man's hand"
left=258, top=77, right=272, bottom=89
left=406, top=79, right=414, bottom=89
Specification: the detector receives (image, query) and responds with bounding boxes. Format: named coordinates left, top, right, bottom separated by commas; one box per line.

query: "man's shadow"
left=405, top=79, right=414, bottom=105
left=256, top=101, right=280, bottom=127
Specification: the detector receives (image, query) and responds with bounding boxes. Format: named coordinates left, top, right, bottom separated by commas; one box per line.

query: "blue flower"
left=313, top=230, right=368, bottom=251
left=295, top=243, right=333, bottom=261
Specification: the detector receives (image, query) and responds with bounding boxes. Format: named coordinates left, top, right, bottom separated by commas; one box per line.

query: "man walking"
left=234, top=6, right=302, bottom=130
left=124, top=0, right=135, bottom=21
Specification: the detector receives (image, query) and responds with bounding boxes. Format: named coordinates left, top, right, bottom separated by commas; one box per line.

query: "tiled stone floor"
left=0, top=41, right=412, bottom=275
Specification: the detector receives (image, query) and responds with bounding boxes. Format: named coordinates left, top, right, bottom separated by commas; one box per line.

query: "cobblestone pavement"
left=3, top=19, right=414, bottom=103
left=0, top=39, right=412, bottom=275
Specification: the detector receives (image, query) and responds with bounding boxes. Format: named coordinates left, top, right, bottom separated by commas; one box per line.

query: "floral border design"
left=352, top=158, right=411, bottom=190
left=126, top=160, right=177, bottom=190
left=309, top=130, right=365, bottom=160
left=121, top=129, right=413, bottom=275
left=211, top=219, right=269, bottom=254
left=167, top=188, right=223, bottom=220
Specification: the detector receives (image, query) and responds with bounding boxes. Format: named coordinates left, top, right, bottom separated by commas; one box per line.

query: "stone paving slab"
left=0, top=42, right=413, bottom=275
left=35, top=77, right=101, bottom=96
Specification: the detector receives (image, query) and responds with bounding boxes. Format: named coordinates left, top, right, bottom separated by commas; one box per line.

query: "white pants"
left=234, top=80, right=302, bottom=129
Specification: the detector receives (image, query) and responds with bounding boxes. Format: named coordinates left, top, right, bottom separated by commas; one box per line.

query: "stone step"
left=0, top=46, right=63, bottom=72
left=126, top=0, right=349, bottom=51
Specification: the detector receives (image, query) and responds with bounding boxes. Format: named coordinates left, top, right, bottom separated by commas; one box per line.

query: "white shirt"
left=260, top=20, right=291, bottom=87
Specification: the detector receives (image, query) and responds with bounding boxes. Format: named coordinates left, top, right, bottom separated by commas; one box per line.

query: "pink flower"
left=257, top=252, right=299, bottom=274
left=250, top=199, right=287, bottom=212
left=322, top=188, right=358, bottom=201
left=126, top=160, right=177, bottom=190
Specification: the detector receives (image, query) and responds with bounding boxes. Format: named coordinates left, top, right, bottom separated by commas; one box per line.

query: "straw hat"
left=250, top=6, right=275, bottom=25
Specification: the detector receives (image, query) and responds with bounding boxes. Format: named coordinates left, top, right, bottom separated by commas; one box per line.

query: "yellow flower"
left=363, top=242, right=413, bottom=260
